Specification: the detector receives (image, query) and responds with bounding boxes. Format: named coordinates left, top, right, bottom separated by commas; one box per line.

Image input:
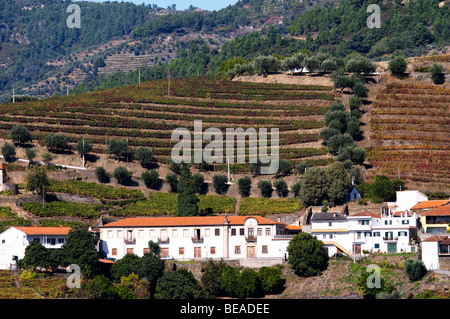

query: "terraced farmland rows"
left=368, top=82, right=450, bottom=187
left=0, top=76, right=336, bottom=171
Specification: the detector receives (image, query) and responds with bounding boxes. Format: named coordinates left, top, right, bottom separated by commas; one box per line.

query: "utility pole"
left=167, top=67, right=171, bottom=97
left=138, top=67, right=141, bottom=84
left=12, top=86, right=15, bottom=103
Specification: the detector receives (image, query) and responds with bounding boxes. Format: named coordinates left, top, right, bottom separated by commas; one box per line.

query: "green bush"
left=405, top=259, right=427, bottom=282
left=237, top=176, right=252, bottom=198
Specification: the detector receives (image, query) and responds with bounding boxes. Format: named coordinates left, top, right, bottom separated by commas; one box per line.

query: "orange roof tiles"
left=422, top=205, right=450, bottom=216
left=102, top=216, right=285, bottom=228
left=423, top=235, right=448, bottom=242
left=411, top=200, right=450, bottom=210
left=286, top=224, right=302, bottom=230
left=15, top=226, right=71, bottom=235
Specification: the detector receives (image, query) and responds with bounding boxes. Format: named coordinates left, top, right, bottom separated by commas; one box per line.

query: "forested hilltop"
left=1, top=0, right=449, bottom=101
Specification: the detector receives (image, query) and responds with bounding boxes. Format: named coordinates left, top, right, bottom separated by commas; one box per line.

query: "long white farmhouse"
left=0, top=226, right=71, bottom=270
left=100, top=215, right=292, bottom=265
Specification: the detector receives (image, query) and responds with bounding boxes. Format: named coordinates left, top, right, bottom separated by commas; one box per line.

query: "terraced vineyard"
left=367, top=81, right=450, bottom=188
left=0, top=76, right=337, bottom=171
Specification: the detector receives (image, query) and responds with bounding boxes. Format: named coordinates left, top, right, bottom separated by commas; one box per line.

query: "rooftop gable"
left=349, top=211, right=380, bottom=218
left=311, top=212, right=347, bottom=221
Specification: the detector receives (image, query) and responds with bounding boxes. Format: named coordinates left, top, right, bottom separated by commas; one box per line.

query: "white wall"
left=422, top=241, right=439, bottom=270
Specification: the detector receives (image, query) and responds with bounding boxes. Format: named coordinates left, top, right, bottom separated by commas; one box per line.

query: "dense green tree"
left=274, top=178, right=289, bottom=197
left=212, top=174, right=229, bottom=195
left=113, top=166, right=133, bottom=185
left=258, top=266, right=284, bottom=295
left=107, top=139, right=129, bottom=162
left=237, top=176, right=252, bottom=198
left=277, top=159, right=292, bottom=176
left=44, top=134, right=68, bottom=153
left=62, top=229, right=99, bottom=278
left=25, top=148, right=36, bottom=165
left=111, top=253, right=141, bottom=283
left=287, top=232, right=328, bottom=277
left=257, top=180, right=273, bottom=198
left=430, top=63, right=445, bottom=84
left=201, top=259, right=227, bottom=299
left=192, top=173, right=207, bottom=195
left=405, top=259, right=427, bottom=281
left=21, top=240, right=50, bottom=271
left=166, top=172, right=179, bottom=193
left=83, top=275, right=119, bottom=299
left=389, top=55, right=407, bottom=78
left=177, top=165, right=199, bottom=216
left=9, top=125, right=32, bottom=146
left=132, top=253, right=165, bottom=296
left=1, top=143, right=16, bottom=162
left=155, top=269, right=199, bottom=299
left=95, top=166, right=110, bottom=183
left=135, top=147, right=154, bottom=168
left=26, top=165, right=49, bottom=195
left=299, top=167, right=328, bottom=206
left=76, top=139, right=93, bottom=159
left=141, top=170, right=162, bottom=190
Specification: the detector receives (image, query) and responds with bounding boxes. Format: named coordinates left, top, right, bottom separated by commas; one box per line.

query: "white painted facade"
left=384, top=190, right=428, bottom=214
left=0, top=226, right=70, bottom=270
left=100, top=216, right=291, bottom=265
left=422, top=240, right=440, bottom=270
left=309, top=211, right=418, bottom=257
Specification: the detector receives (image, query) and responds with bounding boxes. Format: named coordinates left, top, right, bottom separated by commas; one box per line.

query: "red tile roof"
left=102, top=216, right=285, bottom=228
left=423, top=235, right=448, bottom=242
left=15, top=226, right=71, bottom=235
left=411, top=200, right=450, bottom=210
left=422, top=205, right=450, bottom=216
left=350, top=211, right=380, bottom=218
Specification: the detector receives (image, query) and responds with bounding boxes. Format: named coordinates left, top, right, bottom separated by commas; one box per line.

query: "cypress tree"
left=176, top=164, right=199, bottom=216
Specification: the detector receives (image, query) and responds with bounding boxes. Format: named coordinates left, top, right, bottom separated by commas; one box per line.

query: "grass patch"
left=238, top=197, right=302, bottom=216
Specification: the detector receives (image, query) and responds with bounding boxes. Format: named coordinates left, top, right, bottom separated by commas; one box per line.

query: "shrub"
left=237, top=176, right=252, bottom=198
left=166, top=173, right=178, bottom=193
left=212, top=174, right=229, bottom=195
left=95, top=166, right=110, bottom=183
left=9, top=125, right=32, bottom=146
left=107, top=139, right=129, bottom=161
left=274, top=179, right=289, bottom=197
left=113, top=166, right=133, bottom=185
left=44, top=133, right=68, bottom=152
left=430, top=63, right=445, bottom=84
left=141, top=170, right=162, bottom=190
left=1, top=143, right=16, bottom=161
left=287, top=232, right=328, bottom=277
left=405, top=259, right=427, bottom=282
left=291, top=180, right=302, bottom=198
left=296, top=162, right=308, bottom=175
left=192, top=173, right=207, bottom=195
left=277, top=159, right=292, bottom=176
left=389, top=56, right=407, bottom=77
left=258, top=266, right=284, bottom=295
left=135, top=147, right=154, bottom=168
left=257, top=180, right=273, bottom=198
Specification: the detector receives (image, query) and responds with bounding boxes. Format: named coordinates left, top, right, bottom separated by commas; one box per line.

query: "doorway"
left=246, top=246, right=256, bottom=258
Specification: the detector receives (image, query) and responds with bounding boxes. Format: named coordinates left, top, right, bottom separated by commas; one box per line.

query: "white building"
left=309, top=211, right=418, bottom=258
left=383, top=190, right=428, bottom=214
left=100, top=215, right=291, bottom=266
left=0, top=226, right=71, bottom=270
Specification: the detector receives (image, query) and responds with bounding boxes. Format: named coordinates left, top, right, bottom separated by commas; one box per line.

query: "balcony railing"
left=191, top=236, right=203, bottom=243
left=158, top=237, right=169, bottom=244
left=124, top=237, right=136, bottom=244
left=246, top=235, right=257, bottom=242
left=383, top=237, right=398, bottom=241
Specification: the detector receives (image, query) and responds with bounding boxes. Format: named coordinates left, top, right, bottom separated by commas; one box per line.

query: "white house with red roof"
left=309, top=210, right=418, bottom=258
left=100, top=215, right=291, bottom=265
left=0, top=226, right=71, bottom=270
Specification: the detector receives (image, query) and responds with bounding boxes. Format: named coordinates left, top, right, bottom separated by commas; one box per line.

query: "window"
left=139, top=230, right=144, bottom=238
left=179, top=247, right=184, bottom=255
left=205, top=229, right=211, bottom=237
left=364, top=232, right=372, bottom=237
left=265, top=228, right=271, bottom=236
left=107, top=230, right=113, bottom=239
left=183, top=229, right=189, bottom=237
left=111, top=248, right=117, bottom=256
left=210, top=247, right=216, bottom=255
left=329, top=234, right=333, bottom=239
left=215, top=228, right=220, bottom=236
left=235, top=246, right=241, bottom=254
left=373, top=232, right=380, bottom=237
left=398, top=231, right=407, bottom=237
left=384, top=232, right=393, bottom=239
left=239, top=228, right=245, bottom=236
left=374, top=244, right=379, bottom=249
left=402, top=220, right=410, bottom=225
left=143, top=248, right=149, bottom=254
left=262, top=246, right=268, bottom=254
left=1, top=239, right=5, bottom=244
left=231, top=228, right=236, bottom=236
left=257, top=228, right=262, bottom=236
left=117, top=230, right=123, bottom=238
left=172, top=229, right=178, bottom=238
left=384, top=220, right=392, bottom=225
left=126, top=248, right=134, bottom=254
left=328, top=222, right=332, bottom=227
left=361, top=220, right=369, bottom=225
left=150, top=230, right=155, bottom=238
left=58, top=238, right=65, bottom=243
left=357, top=232, right=361, bottom=240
